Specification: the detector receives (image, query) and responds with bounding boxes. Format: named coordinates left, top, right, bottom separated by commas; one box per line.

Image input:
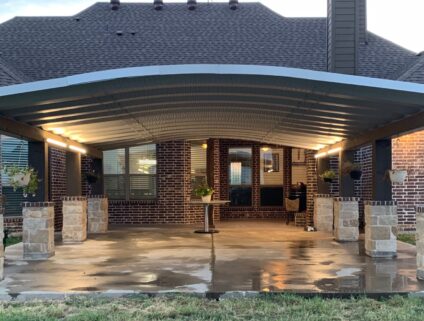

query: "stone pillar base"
left=334, top=197, right=359, bottom=242
left=88, top=196, right=109, bottom=234
left=62, top=197, right=87, bottom=243
left=313, top=194, right=334, bottom=232
left=416, top=206, right=424, bottom=280
left=365, top=201, right=397, bottom=258
left=22, top=202, right=55, bottom=260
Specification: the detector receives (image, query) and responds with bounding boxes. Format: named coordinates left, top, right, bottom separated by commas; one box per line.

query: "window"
left=229, top=147, right=252, bottom=206
left=103, top=144, right=156, bottom=200
left=191, top=142, right=208, bottom=198
left=260, top=147, right=284, bottom=206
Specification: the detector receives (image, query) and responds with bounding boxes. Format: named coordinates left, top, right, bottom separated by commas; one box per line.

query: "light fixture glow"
left=69, top=145, right=87, bottom=154
left=327, top=147, right=342, bottom=155
left=46, top=138, right=67, bottom=148
left=201, top=143, right=208, bottom=150
left=314, top=152, right=327, bottom=159
left=50, top=128, right=65, bottom=135
left=262, top=147, right=270, bottom=152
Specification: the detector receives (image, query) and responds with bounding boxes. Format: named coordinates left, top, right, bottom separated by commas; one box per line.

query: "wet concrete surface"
left=1, top=221, right=423, bottom=294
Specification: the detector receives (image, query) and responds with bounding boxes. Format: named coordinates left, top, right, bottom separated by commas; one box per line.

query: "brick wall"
left=49, top=147, right=67, bottom=231
left=329, top=155, right=340, bottom=197
left=353, top=145, right=373, bottom=228
left=81, top=155, right=94, bottom=197
left=305, top=150, right=317, bottom=225
left=392, top=130, right=424, bottom=232
left=108, top=141, right=203, bottom=225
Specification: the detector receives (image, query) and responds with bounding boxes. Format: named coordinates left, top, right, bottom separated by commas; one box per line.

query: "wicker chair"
left=284, top=197, right=300, bottom=225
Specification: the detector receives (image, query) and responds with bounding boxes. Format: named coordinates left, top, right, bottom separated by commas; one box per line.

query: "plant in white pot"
left=194, top=186, right=214, bottom=203
left=3, top=165, right=39, bottom=198
left=387, top=169, right=407, bottom=184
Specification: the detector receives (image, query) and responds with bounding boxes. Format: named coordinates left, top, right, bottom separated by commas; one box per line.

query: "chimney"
left=327, top=0, right=367, bottom=75
left=154, top=0, right=163, bottom=10
left=229, top=0, right=238, bottom=10
left=187, top=0, right=196, bottom=10
left=110, top=0, right=120, bottom=11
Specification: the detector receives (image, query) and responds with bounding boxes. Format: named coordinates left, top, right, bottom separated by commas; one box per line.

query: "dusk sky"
left=0, top=0, right=423, bottom=53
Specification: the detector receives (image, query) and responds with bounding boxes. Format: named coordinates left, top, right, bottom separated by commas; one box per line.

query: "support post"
left=417, top=206, right=424, bottom=280
left=339, top=149, right=355, bottom=197
left=0, top=198, right=4, bottom=279
left=372, top=139, right=392, bottom=201
left=317, top=157, right=330, bottom=194
left=66, top=152, right=82, bottom=196
left=334, top=197, right=360, bottom=242
left=28, top=141, right=49, bottom=202
left=91, top=158, right=104, bottom=195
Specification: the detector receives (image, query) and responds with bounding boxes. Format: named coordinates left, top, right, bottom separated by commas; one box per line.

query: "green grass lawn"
left=398, top=234, right=416, bottom=245
left=1, top=295, right=424, bottom=321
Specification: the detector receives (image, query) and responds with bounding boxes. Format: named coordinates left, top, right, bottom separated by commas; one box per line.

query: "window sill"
left=109, top=199, right=158, bottom=205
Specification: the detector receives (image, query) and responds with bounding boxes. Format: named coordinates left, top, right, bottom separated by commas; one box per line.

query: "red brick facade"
left=305, top=150, right=317, bottom=225
left=48, top=147, right=67, bottom=231
left=392, top=131, right=424, bottom=232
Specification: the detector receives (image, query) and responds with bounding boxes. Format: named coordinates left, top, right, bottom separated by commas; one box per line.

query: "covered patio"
left=2, top=221, right=422, bottom=296
left=0, top=64, right=424, bottom=294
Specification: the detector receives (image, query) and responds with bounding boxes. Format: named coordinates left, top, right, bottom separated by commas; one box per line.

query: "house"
left=0, top=0, right=422, bottom=235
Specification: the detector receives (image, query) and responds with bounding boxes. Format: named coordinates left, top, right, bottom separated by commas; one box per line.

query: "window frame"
left=228, top=146, right=253, bottom=207
left=104, top=145, right=158, bottom=201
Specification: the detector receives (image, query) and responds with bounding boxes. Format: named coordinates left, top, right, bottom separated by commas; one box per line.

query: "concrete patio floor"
left=1, top=221, right=423, bottom=295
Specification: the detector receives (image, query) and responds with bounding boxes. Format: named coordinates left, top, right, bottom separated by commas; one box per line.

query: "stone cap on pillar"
left=364, top=200, right=397, bottom=206
left=333, top=197, right=360, bottom=202
left=22, top=201, right=55, bottom=208
left=315, top=194, right=332, bottom=198
left=61, top=196, right=87, bottom=201
left=87, top=195, right=108, bottom=199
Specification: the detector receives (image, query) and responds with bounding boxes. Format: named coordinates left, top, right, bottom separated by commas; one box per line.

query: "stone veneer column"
left=313, top=194, right=334, bottom=232
left=333, top=197, right=360, bottom=242
left=62, top=196, right=87, bottom=243
left=0, top=199, right=4, bottom=279
left=416, top=206, right=424, bottom=280
left=364, top=201, right=398, bottom=258
left=87, top=196, right=108, bottom=233
left=22, top=202, right=55, bottom=260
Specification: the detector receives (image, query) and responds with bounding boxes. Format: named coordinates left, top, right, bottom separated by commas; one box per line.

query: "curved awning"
left=0, top=64, right=423, bottom=150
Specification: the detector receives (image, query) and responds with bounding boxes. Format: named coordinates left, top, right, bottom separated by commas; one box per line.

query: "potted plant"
left=320, top=170, right=336, bottom=183
left=387, top=169, right=407, bottom=184
left=342, top=161, right=362, bottom=180
left=194, top=186, right=215, bottom=203
left=3, top=165, right=39, bottom=198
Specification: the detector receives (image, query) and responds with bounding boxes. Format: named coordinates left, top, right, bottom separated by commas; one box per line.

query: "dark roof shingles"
left=0, top=2, right=420, bottom=86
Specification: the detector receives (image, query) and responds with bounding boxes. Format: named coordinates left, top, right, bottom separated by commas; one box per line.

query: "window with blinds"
left=103, top=144, right=157, bottom=200
left=190, top=142, right=207, bottom=198
left=1, top=135, right=28, bottom=216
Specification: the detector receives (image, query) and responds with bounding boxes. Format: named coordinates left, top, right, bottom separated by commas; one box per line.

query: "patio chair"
left=284, top=197, right=300, bottom=225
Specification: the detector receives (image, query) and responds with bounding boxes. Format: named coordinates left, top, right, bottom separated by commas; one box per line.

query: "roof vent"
left=111, top=0, right=120, bottom=11
left=187, top=0, right=197, bottom=10
left=229, top=0, right=238, bottom=10
left=154, top=0, right=163, bottom=10
left=116, top=31, right=123, bottom=36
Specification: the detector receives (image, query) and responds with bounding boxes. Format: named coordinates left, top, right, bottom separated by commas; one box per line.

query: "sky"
left=0, top=0, right=423, bottom=53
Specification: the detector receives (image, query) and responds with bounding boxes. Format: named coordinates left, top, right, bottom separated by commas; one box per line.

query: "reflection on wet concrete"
left=1, top=221, right=423, bottom=294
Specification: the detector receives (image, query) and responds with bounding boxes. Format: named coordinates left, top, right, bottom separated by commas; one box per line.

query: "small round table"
left=190, top=200, right=230, bottom=234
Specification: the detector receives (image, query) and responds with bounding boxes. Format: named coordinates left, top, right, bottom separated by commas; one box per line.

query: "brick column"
left=416, top=206, right=424, bottom=280
left=305, top=150, right=318, bottom=226
left=207, top=139, right=221, bottom=222
left=62, top=196, right=87, bottom=243
left=22, top=202, right=55, bottom=260
left=87, top=196, right=108, bottom=233
left=0, top=200, right=4, bottom=280
left=365, top=201, right=398, bottom=258
left=313, top=194, right=334, bottom=232
left=334, top=197, right=360, bottom=241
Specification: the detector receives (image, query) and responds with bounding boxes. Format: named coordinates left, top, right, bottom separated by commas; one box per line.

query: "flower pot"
left=201, top=195, right=212, bottom=203
left=350, top=170, right=362, bottom=180
left=12, top=172, right=31, bottom=187
left=388, top=170, right=407, bottom=184
left=323, top=178, right=333, bottom=183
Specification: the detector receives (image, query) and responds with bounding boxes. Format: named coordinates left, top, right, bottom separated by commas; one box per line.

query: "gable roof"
left=0, top=2, right=421, bottom=87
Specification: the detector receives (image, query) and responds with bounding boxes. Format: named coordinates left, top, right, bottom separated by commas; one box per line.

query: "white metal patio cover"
left=0, top=64, right=423, bottom=150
